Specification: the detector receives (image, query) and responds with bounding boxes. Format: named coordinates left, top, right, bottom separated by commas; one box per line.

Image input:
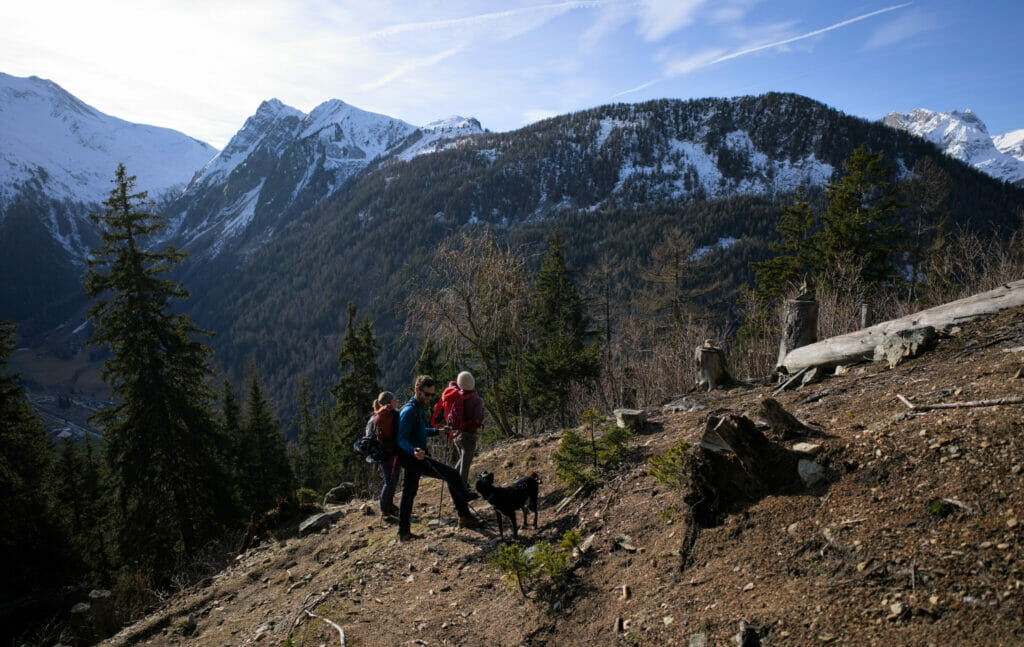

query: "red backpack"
left=431, top=385, right=468, bottom=438
left=374, top=407, right=398, bottom=453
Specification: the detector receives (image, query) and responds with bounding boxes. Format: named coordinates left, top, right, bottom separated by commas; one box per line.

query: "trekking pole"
left=437, top=430, right=449, bottom=521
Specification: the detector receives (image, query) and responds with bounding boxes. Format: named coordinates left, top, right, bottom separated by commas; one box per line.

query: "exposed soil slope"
left=101, top=308, right=1024, bottom=647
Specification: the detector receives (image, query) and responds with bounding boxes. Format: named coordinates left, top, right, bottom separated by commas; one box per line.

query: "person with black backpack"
left=361, top=391, right=401, bottom=517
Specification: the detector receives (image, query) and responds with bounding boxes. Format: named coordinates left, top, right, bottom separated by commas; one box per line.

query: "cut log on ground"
left=781, top=279, right=1024, bottom=373
left=777, top=296, right=818, bottom=369
left=695, top=341, right=736, bottom=391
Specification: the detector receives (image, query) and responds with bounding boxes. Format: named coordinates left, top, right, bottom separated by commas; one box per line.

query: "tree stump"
left=759, top=397, right=818, bottom=440
left=695, top=341, right=734, bottom=391
left=776, top=296, right=818, bottom=370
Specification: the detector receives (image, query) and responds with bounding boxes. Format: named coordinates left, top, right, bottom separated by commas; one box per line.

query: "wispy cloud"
left=863, top=9, right=938, bottom=50
left=359, top=47, right=465, bottom=92
left=359, top=1, right=611, bottom=41
left=636, top=0, right=707, bottom=41
left=614, top=3, right=913, bottom=96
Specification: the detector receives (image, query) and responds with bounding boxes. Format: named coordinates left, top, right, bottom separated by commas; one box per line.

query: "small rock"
left=181, top=614, right=197, bottom=636
left=833, top=365, right=848, bottom=376
left=323, top=482, right=357, bottom=505
left=427, top=543, right=448, bottom=556
left=792, top=442, right=822, bottom=456
left=299, top=511, right=343, bottom=535
left=620, top=585, right=631, bottom=600
left=614, top=408, right=647, bottom=430
left=798, top=459, right=826, bottom=488
left=1007, top=518, right=1019, bottom=529
left=801, top=367, right=820, bottom=386
left=742, top=582, right=754, bottom=592
left=613, top=617, right=624, bottom=633
left=887, top=601, right=905, bottom=620
left=689, top=634, right=708, bottom=647
left=787, top=522, right=800, bottom=535
left=615, top=535, right=638, bottom=552
left=663, top=616, right=674, bottom=625
left=579, top=533, right=597, bottom=553
left=360, top=504, right=375, bottom=516
left=405, top=574, right=415, bottom=583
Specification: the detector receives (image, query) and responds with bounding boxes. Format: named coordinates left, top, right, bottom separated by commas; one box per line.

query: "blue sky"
left=2, top=0, right=1021, bottom=148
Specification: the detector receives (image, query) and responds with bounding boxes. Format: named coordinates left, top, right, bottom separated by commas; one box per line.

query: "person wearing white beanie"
left=454, top=371, right=484, bottom=489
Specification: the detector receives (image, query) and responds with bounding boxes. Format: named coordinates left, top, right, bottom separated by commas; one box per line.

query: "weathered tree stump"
left=759, top=397, right=818, bottom=440
left=776, top=296, right=818, bottom=369
left=695, top=341, right=735, bottom=391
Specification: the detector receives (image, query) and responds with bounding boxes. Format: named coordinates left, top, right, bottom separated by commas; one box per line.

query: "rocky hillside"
left=91, top=306, right=1024, bottom=647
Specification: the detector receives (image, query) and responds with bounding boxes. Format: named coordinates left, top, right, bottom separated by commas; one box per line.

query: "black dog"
left=474, top=471, right=540, bottom=540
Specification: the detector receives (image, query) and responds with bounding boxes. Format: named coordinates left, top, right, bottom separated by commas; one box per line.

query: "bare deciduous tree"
left=403, top=230, right=528, bottom=437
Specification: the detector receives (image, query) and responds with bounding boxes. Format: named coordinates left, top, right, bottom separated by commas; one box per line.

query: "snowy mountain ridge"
left=884, top=108, right=1024, bottom=184
left=0, top=72, right=218, bottom=207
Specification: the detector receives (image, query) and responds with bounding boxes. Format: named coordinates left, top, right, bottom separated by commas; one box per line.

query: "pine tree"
left=522, top=230, right=601, bottom=427
left=328, top=302, right=380, bottom=486
left=84, top=164, right=235, bottom=578
left=414, top=337, right=456, bottom=388
left=294, top=376, right=320, bottom=490
left=0, top=320, right=67, bottom=606
left=818, top=144, right=906, bottom=289
left=243, top=373, right=292, bottom=512
left=751, top=187, right=820, bottom=302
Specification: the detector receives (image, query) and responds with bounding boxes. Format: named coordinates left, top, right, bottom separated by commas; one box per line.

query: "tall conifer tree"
left=328, top=302, right=380, bottom=485
left=0, top=320, right=67, bottom=608
left=243, top=373, right=292, bottom=512
left=819, top=144, right=906, bottom=288
left=522, top=230, right=601, bottom=427
left=84, top=164, right=234, bottom=578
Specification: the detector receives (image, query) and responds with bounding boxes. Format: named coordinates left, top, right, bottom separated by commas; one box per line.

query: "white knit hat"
left=456, top=371, right=475, bottom=391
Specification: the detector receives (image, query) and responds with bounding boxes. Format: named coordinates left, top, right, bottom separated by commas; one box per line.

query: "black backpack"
left=353, top=435, right=384, bottom=463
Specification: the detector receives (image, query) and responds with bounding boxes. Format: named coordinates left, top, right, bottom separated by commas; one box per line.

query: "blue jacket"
left=398, top=397, right=437, bottom=456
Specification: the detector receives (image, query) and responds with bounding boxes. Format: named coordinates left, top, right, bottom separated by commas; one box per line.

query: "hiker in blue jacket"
left=396, top=375, right=482, bottom=541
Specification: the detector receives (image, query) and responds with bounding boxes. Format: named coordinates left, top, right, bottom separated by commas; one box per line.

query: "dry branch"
left=555, top=485, right=586, bottom=514
left=304, top=610, right=346, bottom=646
left=897, top=394, right=1024, bottom=411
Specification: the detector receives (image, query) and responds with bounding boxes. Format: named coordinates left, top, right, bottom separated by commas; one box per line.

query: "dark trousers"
left=378, top=454, right=401, bottom=512
left=398, top=453, right=472, bottom=534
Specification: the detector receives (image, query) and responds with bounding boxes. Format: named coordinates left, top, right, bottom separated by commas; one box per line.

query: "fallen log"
left=782, top=280, right=1024, bottom=373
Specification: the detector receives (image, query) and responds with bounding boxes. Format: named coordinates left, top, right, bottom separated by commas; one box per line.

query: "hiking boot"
left=458, top=514, right=483, bottom=529
left=381, top=503, right=399, bottom=515
left=398, top=531, right=423, bottom=542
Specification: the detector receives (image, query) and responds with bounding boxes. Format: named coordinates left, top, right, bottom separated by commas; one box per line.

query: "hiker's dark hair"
left=414, top=375, right=436, bottom=392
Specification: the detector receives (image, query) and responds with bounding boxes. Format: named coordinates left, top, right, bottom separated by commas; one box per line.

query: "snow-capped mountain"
left=884, top=108, right=1024, bottom=185
left=163, top=97, right=424, bottom=258
left=0, top=72, right=217, bottom=263
left=0, top=72, right=218, bottom=336
left=994, top=129, right=1024, bottom=163
left=394, top=115, right=484, bottom=161
left=0, top=73, right=217, bottom=210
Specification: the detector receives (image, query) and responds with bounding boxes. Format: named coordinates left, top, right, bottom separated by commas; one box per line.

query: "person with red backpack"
left=431, top=371, right=485, bottom=490
left=362, top=391, right=401, bottom=517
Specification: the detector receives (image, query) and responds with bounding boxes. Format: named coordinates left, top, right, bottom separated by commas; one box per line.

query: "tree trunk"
left=781, top=279, right=1024, bottom=373
left=776, top=297, right=818, bottom=369
left=695, top=343, right=734, bottom=391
